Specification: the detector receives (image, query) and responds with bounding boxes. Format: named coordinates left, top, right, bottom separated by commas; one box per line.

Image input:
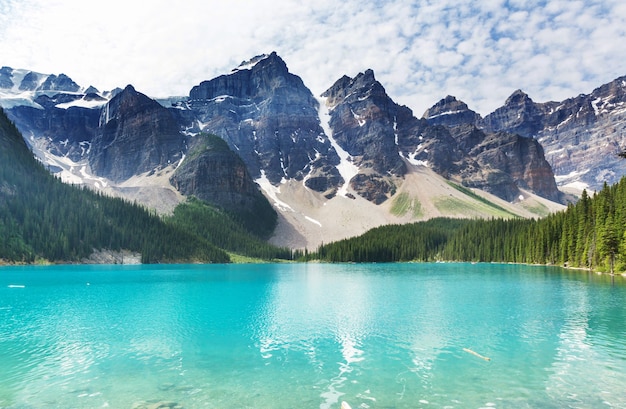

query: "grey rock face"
left=38, top=73, right=81, bottom=92
left=323, top=69, right=406, bottom=175
left=0, top=67, right=13, bottom=88
left=423, top=95, right=481, bottom=127
left=324, top=69, right=562, bottom=203
left=9, top=52, right=626, bottom=215
left=89, top=85, right=185, bottom=182
left=7, top=102, right=101, bottom=162
left=187, top=52, right=342, bottom=198
left=322, top=69, right=409, bottom=202
left=465, top=130, right=560, bottom=202
left=480, top=77, right=626, bottom=192
left=19, top=71, right=41, bottom=91
left=170, top=133, right=277, bottom=236
left=479, top=90, right=549, bottom=138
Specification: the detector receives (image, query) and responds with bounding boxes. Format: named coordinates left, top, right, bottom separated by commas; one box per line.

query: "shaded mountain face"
left=478, top=79, right=626, bottom=192
left=0, top=71, right=275, bottom=222
left=89, top=85, right=186, bottom=182
left=323, top=73, right=562, bottom=203
left=321, top=70, right=409, bottom=203
left=423, top=95, right=481, bottom=127
left=184, top=52, right=342, bottom=198
left=169, top=133, right=277, bottom=237
left=419, top=95, right=561, bottom=202
left=7, top=102, right=101, bottom=163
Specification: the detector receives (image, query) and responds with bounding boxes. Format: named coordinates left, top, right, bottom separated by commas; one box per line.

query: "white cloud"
left=1, top=0, right=625, bottom=116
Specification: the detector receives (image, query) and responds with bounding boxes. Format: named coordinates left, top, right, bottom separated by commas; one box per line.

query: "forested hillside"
left=167, top=197, right=296, bottom=260
left=0, top=108, right=230, bottom=264
left=313, top=178, right=626, bottom=273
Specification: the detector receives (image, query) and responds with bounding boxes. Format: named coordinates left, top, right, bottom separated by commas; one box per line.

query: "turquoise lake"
left=0, top=263, right=625, bottom=408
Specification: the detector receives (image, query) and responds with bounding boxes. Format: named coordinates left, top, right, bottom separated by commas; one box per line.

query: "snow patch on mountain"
left=56, top=98, right=107, bottom=109
left=317, top=97, right=359, bottom=197
left=256, top=170, right=294, bottom=211
left=425, top=109, right=465, bottom=119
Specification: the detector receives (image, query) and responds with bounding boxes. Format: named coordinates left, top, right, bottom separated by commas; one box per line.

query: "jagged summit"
left=231, top=53, right=273, bottom=72
left=321, top=68, right=408, bottom=203
left=423, top=95, right=481, bottom=127
left=187, top=52, right=342, bottom=197
left=479, top=89, right=547, bottom=138
left=0, top=67, right=81, bottom=94
left=190, top=51, right=299, bottom=101
left=505, top=89, right=532, bottom=105
left=480, top=77, right=626, bottom=193
left=89, top=85, right=185, bottom=182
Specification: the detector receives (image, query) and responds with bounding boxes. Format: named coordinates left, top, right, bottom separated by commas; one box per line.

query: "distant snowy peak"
left=0, top=66, right=109, bottom=110
left=1, top=67, right=80, bottom=93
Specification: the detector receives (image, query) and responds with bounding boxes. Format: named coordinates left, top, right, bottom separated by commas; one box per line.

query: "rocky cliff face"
left=89, top=85, right=186, bottom=182
left=321, top=69, right=408, bottom=203
left=169, top=133, right=277, bottom=237
left=479, top=79, right=626, bottom=193
left=423, top=95, right=481, bottom=127
left=185, top=52, right=342, bottom=198
left=422, top=95, right=561, bottom=202
left=323, top=73, right=562, bottom=203
left=1, top=68, right=278, bottom=228
left=7, top=101, right=100, bottom=164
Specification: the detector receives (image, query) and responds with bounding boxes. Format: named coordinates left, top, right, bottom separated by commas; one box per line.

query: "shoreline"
left=2, top=257, right=625, bottom=277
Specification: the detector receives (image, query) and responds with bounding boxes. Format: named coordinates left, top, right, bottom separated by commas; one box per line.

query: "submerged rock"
left=131, top=400, right=183, bottom=409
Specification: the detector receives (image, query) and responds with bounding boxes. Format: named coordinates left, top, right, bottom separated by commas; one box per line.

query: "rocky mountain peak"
left=170, top=133, right=277, bottom=237
left=89, top=85, right=185, bottom=182
left=479, top=89, right=546, bottom=138
left=186, top=52, right=342, bottom=197
left=38, top=73, right=81, bottom=93
left=423, top=95, right=481, bottom=127
left=232, top=53, right=274, bottom=71
left=588, top=75, right=626, bottom=114
left=324, top=69, right=386, bottom=107
left=505, top=89, right=532, bottom=105
left=0, top=66, right=13, bottom=88
left=106, top=85, right=146, bottom=118
left=321, top=69, right=407, bottom=203
left=190, top=51, right=298, bottom=102
left=19, top=72, right=40, bottom=91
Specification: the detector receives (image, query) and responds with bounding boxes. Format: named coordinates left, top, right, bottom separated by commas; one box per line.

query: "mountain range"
left=2, top=53, right=625, bottom=249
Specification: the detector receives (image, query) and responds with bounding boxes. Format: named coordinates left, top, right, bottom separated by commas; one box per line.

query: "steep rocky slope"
left=478, top=78, right=626, bottom=193
left=183, top=53, right=342, bottom=198
left=324, top=72, right=563, bottom=203
left=170, top=133, right=277, bottom=237
left=89, top=85, right=186, bottom=182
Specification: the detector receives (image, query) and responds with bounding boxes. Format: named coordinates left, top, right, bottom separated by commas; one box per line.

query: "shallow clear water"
left=0, top=263, right=625, bottom=409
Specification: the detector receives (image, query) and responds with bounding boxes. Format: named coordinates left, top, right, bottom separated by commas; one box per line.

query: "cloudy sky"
left=1, top=0, right=626, bottom=115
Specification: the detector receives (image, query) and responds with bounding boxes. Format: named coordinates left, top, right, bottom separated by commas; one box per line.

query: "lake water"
left=0, top=263, right=624, bottom=409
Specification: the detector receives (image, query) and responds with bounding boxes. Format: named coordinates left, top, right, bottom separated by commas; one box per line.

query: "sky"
left=1, top=0, right=626, bottom=116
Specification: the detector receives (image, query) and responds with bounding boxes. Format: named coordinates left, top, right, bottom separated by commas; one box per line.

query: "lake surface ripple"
left=1, top=263, right=624, bottom=408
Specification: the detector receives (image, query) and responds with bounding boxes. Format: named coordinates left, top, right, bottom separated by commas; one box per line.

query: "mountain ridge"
left=3, top=54, right=624, bottom=248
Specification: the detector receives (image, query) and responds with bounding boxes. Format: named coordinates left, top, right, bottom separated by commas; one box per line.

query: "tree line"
left=311, top=178, right=626, bottom=273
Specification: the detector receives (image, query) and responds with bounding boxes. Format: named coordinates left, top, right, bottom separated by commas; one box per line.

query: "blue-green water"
left=0, top=263, right=625, bottom=409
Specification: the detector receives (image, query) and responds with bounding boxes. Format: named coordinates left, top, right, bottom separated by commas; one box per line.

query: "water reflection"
left=545, top=279, right=626, bottom=408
